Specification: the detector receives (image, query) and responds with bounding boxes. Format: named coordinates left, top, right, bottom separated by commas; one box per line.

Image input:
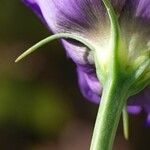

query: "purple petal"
left=118, top=0, right=150, bottom=19
left=23, top=0, right=108, bottom=35
left=128, top=86, right=150, bottom=114
left=23, top=0, right=111, bottom=65
left=135, top=0, right=150, bottom=19
left=77, top=65, right=102, bottom=103
left=127, top=106, right=142, bottom=114
left=23, top=0, right=44, bottom=22
left=145, top=114, right=150, bottom=126
left=62, top=40, right=94, bottom=65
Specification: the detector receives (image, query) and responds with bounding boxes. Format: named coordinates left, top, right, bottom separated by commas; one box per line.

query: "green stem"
left=122, top=106, right=129, bottom=140
left=90, top=1, right=125, bottom=150
left=90, top=79, right=129, bottom=150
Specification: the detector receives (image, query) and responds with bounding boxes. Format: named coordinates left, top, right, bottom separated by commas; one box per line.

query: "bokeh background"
left=0, top=1, right=150, bottom=150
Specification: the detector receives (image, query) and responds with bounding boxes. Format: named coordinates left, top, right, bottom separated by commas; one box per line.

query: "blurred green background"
left=0, top=1, right=150, bottom=150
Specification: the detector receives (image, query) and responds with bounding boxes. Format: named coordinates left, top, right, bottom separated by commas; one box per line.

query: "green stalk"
left=122, top=106, right=129, bottom=140
left=89, top=0, right=125, bottom=149
left=90, top=78, right=129, bottom=150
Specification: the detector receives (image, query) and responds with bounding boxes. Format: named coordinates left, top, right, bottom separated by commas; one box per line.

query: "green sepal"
left=15, top=33, right=96, bottom=62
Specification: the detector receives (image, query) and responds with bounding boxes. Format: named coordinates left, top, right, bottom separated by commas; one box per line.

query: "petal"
left=135, top=0, right=150, bottom=19
left=119, top=0, right=150, bottom=19
left=23, top=0, right=108, bottom=35
left=128, top=86, right=150, bottom=114
left=62, top=40, right=94, bottom=65
left=23, top=0, right=111, bottom=65
left=76, top=65, right=101, bottom=103
left=145, top=113, right=150, bottom=126
left=23, top=0, right=114, bottom=56
left=127, top=106, right=142, bottom=114
left=120, top=0, right=150, bottom=27
left=23, top=0, right=44, bottom=22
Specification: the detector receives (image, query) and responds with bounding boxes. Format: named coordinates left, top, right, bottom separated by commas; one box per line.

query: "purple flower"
left=23, top=0, right=150, bottom=120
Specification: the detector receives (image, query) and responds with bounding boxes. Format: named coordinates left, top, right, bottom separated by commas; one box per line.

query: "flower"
left=23, top=0, right=150, bottom=121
